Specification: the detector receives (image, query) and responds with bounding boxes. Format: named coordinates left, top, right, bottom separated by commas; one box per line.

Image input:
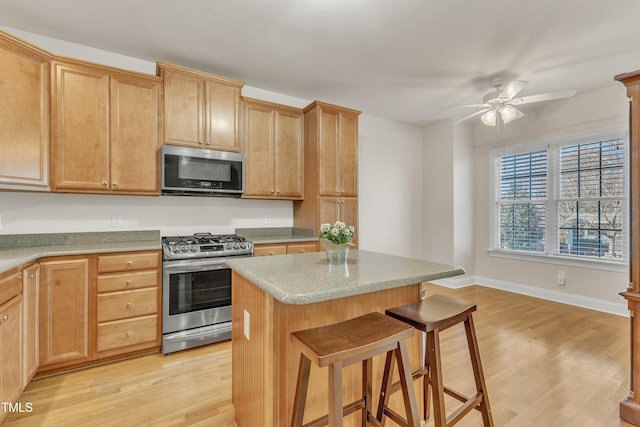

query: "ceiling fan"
left=453, top=78, right=576, bottom=126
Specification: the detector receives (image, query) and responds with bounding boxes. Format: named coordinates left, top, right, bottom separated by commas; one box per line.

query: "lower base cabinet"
left=39, top=257, right=90, bottom=372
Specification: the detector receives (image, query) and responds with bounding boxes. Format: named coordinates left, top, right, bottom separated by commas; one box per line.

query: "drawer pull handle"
left=127, top=303, right=133, bottom=308
left=126, top=280, right=133, bottom=285
left=0, top=314, right=7, bottom=324
left=126, top=331, right=132, bottom=337
left=28, top=274, right=35, bottom=279
left=127, top=260, right=133, bottom=266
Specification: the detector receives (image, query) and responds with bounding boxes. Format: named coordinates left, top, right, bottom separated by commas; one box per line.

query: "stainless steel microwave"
left=161, top=145, right=244, bottom=197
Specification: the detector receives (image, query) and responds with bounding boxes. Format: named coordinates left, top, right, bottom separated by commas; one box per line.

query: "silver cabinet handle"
left=0, top=314, right=8, bottom=324
left=112, top=181, right=118, bottom=186
left=28, top=274, right=35, bottom=279
left=126, top=303, right=133, bottom=308
left=102, top=181, right=108, bottom=186
left=126, top=280, right=133, bottom=286
left=127, top=260, right=133, bottom=266
left=126, top=331, right=132, bottom=337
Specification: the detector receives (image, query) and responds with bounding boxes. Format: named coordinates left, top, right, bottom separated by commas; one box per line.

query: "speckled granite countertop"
left=235, top=227, right=317, bottom=244
left=0, top=231, right=161, bottom=273
left=226, top=249, right=464, bottom=305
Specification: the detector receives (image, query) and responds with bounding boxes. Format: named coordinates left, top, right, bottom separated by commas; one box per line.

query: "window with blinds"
left=493, top=135, right=627, bottom=262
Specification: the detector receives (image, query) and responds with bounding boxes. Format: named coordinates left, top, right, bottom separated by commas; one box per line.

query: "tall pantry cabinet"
left=294, top=101, right=361, bottom=245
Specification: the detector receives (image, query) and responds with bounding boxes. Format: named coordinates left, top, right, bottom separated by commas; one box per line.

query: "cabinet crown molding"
left=156, top=61, right=244, bottom=88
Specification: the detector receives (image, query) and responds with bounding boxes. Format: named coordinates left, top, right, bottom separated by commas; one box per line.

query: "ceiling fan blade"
left=499, top=80, right=528, bottom=100
left=452, top=108, right=490, bottom=124
left=512, top=89, right=577, bottom=105
left=452, top=103, right=491, bottom=108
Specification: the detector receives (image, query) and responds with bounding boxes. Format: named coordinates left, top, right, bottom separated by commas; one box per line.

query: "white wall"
left=471, top=84, right=629, bottom=313
left=0, top=26, right=427, bottom=260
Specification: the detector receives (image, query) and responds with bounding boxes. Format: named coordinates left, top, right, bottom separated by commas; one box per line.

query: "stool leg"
left=291, top=354, right=312, bottom=427
left=426, top=329, right=447, bottom=426
left=375, top=349, right=396, bottom=424
left=329, top=361, right=344, bottom=427
left=362, top=358, right=372, bottom=426
left=423, top=344, right=431, bottom=421
left=396, top=340, right=420, bottom=427
left=465, top=314, right=494, bottom=427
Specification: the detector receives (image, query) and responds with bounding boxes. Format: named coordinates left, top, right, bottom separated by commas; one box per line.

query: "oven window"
left=168, top=269, right=231, bottom=315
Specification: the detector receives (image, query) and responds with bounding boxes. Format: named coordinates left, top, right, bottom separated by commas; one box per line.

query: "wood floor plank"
left=3, top=284, right=634, bottom=426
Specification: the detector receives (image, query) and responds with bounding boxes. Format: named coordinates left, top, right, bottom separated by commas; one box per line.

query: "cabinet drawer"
left=97, top=314, right=158, bottom=352
left=0, top=271, right=22, bottom=306
left=97, top=251, right=160, bottom=273
left=286, top=243, right=317, bottom=254
left=97, top=270, right=158, bottom=293
left=253, top=245, right=287, bottom=257
left=97, top=288, right=158, bottom=322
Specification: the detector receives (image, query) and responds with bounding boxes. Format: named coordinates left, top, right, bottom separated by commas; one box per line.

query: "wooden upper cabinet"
left=0, top=30, right=51, bottom=191
left=315, top=104, right=359, bottom=197
left=242, top=98, right=303, bottom=199
left=158, top=62, right=244, bottom=152
left=51, top=57, right=161, bottom=195
left=110, top=74, right=160, bottom=194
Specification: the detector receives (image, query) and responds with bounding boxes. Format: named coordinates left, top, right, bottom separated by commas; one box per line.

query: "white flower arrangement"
left=319, top=221, right=355, bottom=245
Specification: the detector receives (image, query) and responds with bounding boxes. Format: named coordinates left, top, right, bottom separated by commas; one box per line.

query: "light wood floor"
left=4, top=284, right=633, bottom=426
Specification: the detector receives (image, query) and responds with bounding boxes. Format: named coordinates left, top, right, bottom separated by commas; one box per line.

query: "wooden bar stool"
left=382, top=294, right=494, bottom=427
left=290, top=311, right=420, bottom=427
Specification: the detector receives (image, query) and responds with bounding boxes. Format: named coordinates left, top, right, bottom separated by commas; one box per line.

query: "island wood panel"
left=232, top=271, right=423, bottom=427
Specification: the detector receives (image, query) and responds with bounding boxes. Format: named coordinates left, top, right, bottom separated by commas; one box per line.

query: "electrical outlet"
left=264, top=215, right=271, bottom=225
left=244, top=310, right=250, bottom=340
left=557, top=271, right=566, bottom=286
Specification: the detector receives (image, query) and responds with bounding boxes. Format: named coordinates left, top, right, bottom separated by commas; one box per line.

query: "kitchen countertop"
left=235, top=227, right=316, bottom=244
left=0, top=231, right=161, bottom=273
left=226, top=249, right=464, bottom=305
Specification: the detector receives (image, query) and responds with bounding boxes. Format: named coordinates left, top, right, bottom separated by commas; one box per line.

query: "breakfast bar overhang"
left=227, top=250, right=464, bottom=426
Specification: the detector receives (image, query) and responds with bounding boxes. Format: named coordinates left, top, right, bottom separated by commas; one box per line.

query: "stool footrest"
left=446, top=392, right=484, bottom=427
left=444, top=385, right=470, bottom=403
left=388, top=367, right=429, bottom=395
left=381, top=407, right=413, bottom=427
left=302, top=398, right=365, bottom=427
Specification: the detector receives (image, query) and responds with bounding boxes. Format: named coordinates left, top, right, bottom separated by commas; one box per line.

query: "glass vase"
left=320, top=238, right=350, bottom=265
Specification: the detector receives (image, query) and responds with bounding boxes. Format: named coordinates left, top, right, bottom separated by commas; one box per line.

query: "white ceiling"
left=1, top=0, right=640, bottom=126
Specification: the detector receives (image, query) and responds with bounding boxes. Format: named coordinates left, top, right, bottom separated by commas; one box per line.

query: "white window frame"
left=488, top=126, right=629, bottom=272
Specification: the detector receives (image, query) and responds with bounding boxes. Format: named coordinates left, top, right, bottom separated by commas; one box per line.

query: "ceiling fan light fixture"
left=481, top=109, right=497, bottom=126
left=498, top=104, right=523, bottom=124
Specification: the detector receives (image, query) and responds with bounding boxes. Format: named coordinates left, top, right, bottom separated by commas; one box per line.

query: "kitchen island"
left=227, top=250, right=464, bottom=427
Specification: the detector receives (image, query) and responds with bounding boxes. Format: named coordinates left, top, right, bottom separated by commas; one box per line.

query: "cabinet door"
left=243, top=101, right=275, bottom=197
left=340, top=197, right=359, bottom=246
left=0, top=293, right=23, bottom=410
left=162, top=69, right=204, bottom=148
left=110, top=74, right=161, bottom=194
left=318, top=197, right=342, bottom=228
left=0, top=33, right=50, bottom=190
left=318, top=108, right=340, bottom=197
left=275, top=108, right=304, bottom=199
left=52, top=62, right=110, bottom=191
left=205, top=80, right=241, bottom=152
left=39, top=258, right=90, bottom=369
left=338, top=113, right=358, bottom=197
left=23, top=264, right=39, bottom=384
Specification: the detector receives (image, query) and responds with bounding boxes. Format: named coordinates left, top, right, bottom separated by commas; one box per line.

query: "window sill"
left=487, top=249, right=628, bottom=273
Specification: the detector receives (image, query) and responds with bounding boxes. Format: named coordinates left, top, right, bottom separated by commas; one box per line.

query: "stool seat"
left=385, top=294, right=476, bottom=332
left=290, top=312, right=420, bottom=427
left=382, top=295, right=494, bottom=427
left=292, top=311, right=415, bottom=367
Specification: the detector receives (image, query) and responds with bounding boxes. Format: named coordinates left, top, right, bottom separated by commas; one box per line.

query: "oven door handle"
left=163, top=259, right=231, bottom=273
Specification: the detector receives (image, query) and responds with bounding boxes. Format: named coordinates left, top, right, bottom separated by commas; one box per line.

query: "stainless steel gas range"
left=161, top=233, right=253, bottom=354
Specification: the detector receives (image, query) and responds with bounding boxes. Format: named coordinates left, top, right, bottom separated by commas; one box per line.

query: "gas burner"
left=162, top=233, right=253, bottom=261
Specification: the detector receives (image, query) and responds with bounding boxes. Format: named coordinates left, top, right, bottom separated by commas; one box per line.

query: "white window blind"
left=492, top=133, right=627, bottom=263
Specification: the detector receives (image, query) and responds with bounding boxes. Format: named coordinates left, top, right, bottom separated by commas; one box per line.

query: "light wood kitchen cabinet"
left=158, top=61, right=244, bottom=152
left=22, top=264, right=39, bottom=384
left=0, top=271, right=23, bottom=423
left=51, top=57, right=161, bottom=195
left=39, top=257, right=90, bottom=371
left=253, top=242, right=317, bottom=256
left=0, top=30, right=51, bottom=191
left=242, top=98, right=304, bottom=199
left=96, top=250, right=160, bottom=358
left=294, top=101, right=360, bottom=245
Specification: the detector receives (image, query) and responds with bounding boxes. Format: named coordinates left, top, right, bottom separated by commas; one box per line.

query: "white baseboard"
left=429, top=275, right=628, bottom=317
